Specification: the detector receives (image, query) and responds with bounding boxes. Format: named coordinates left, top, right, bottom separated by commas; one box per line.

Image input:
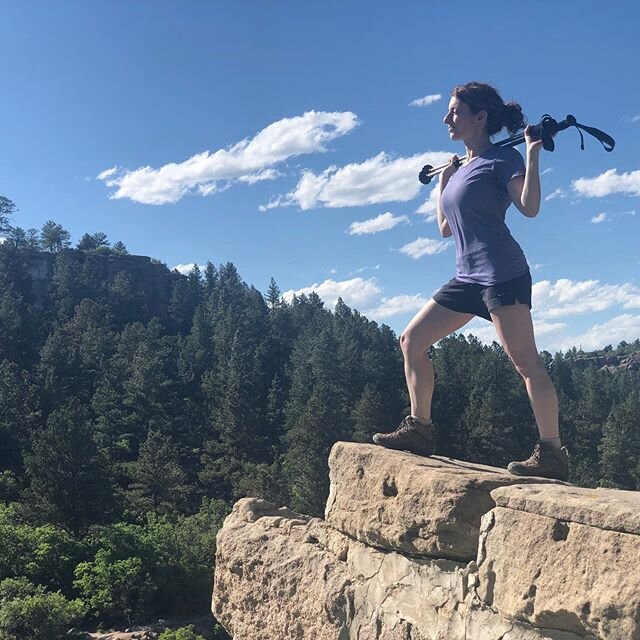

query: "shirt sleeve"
left=493, top=147, right=526, bottom=189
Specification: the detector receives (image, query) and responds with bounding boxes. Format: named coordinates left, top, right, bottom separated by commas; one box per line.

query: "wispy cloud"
left=348, top=212, right=409, bottom=235
left=591, top=212, right=608, bottom=224
left=364, top=294, right=430, bottom=320
left=350, top=264, right=381, bottom=275
left=533, top=278, right=640, bottom=320
left=544, top=187, right=567, bottom=201
left=409, top=93, right=442, bottom=108
left=282, top=277, right=381, bottom=310
left=572, top=168, right=640, bottom=198
left=400, top=236, right=450, bottom=259
left=267, top=150, right=452, bottom=210
left=97, top=111, right=359, bottom=205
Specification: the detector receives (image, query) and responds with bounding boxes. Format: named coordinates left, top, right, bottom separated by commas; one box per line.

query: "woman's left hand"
left=524, top=124, right=543, bottom=154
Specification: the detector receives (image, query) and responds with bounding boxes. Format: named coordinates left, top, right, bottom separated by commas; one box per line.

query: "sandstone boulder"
left=325, top=442, right=564, bottom=560
left=478, top=484, right=640, bottom=639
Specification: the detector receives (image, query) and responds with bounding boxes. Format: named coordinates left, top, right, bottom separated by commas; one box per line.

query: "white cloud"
left=541, top=168, right=554, bottom=176
left=409, top=93, right=442, bottom=108
left=348, top=212, right=409, bottom=235
left=238, top=169, right=283, bottom=184
left=591, top=212, right=608, bottom=224
left=572, top=168, right=640, bottom=198
left=364, top=294, right=430, bottom=320
left=532, top=279, right=640, bottom=320
left=172, top=263, right=196, bottom=275
left=462, top=324, right=498, bottom=344
left=282, top=277, right=381, bottom=310
left=531, top=320, right=569, bottom=336
left=97, top=166, right=119, bottom=180
left=415, top=185, right=440, bottom=222
left=351, top=264, right=381, bottom=274
left=400, top=236, right=451, bottom=259
left=463, top=319, right=568, bottom=348
left=98, top=110, right=359, bottom=205
left=273, top=150, right=452, bottom=210
left=544, top=187, right=566, bottom=201
left=258, top=196, right=287, bottom=212
left=546, top=314, right=640, bottom=352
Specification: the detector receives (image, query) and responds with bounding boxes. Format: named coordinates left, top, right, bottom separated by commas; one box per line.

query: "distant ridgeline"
left=21, top=247, right=182, bottom=321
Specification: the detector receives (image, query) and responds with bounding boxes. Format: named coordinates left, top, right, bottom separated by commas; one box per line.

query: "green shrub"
left=0, top=577, right=84, bottom=640
left=158, top=625, right=206, bottom=640
left=74, top=550, right=154, bottom=626
left=0, top=505, right=86, bottom=592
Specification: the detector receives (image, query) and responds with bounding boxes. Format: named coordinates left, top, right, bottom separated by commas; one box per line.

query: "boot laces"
left=530, top=443, right=542, bottom=463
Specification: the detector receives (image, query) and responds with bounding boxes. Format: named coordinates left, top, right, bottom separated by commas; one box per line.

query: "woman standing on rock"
left=372, top=81, right=568, bottom=482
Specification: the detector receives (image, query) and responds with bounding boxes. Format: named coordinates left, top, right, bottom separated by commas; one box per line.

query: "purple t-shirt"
left=439, top=144, right=529, bottom=286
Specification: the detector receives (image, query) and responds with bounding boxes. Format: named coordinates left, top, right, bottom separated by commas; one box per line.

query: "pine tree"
left=266, top=277, right=283, bottom=311
left=77, top=233, right=98, bottom=251
left=112, top=241, right=129, bottom=255
left=108, top=271, right=144, bottom=328
left=283, top=379, right=344, bottom=516
left=0, top=360, right=40, bottom=480
left=599, top=391, right=640, bottom=490
left=0, top=196, right=17, bottom=235
left=127, top=431, right=191, bottom=515
left=351, top=384, right=387, bottom=443
left=23, top=399, right=116, bottom=536
left=40, top=221, right=71, bottom=253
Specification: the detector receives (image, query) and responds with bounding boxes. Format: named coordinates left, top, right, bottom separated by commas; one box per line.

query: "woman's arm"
left=437, top=156, right=458, bottom=237
left=437, top=185, right=452, bottom=237
left=508, top=125, right=543, bottom=218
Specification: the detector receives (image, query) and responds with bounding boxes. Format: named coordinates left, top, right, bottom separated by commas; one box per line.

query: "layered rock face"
left=213, top=443, right=640, bottom=640
left=24, top=249, right=180, bottom=319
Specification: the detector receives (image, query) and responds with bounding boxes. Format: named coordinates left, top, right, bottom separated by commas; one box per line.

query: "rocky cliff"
left=212, top=442, right=640, bottom=640
left=23, top=249, right=181, bottom=320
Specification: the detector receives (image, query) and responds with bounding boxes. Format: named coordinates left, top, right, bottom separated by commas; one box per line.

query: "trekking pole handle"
left=418, top=114, right=594, bottom=185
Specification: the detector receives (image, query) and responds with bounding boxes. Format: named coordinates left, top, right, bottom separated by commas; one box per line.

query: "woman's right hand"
left=440, top=155, right=460, bottom=185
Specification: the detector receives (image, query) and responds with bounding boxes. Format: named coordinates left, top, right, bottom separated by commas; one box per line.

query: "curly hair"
left=452, top=81, right=526, bottom=136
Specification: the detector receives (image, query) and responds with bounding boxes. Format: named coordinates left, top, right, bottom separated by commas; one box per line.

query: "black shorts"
left=433, top=270, right=532, bottom=322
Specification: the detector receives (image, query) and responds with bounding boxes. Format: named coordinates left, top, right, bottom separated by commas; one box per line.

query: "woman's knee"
left=510, top=351, right=545, bottom=379
left=400, top=329, right=432, bottom=356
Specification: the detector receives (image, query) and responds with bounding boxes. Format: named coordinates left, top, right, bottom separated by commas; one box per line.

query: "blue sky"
left=1, top=1, right=639, bottom=352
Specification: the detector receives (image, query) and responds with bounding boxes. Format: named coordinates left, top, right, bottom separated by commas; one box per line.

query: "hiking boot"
left=372, top=416, right=436, bottom=457
left=507, top=440, right=569, bottom=481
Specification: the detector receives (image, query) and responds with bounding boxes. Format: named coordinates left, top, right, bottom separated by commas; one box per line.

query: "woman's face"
left=443, top=97, right=486, bottom=141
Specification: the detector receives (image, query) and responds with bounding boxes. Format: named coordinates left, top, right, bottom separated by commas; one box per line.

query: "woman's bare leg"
left=490, top=304, right=559, bottom=439
left=400, top=299, right=474, bottom=422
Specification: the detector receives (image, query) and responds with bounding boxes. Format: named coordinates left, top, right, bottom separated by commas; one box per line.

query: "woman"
left=373, top=81, right=568, bottom=481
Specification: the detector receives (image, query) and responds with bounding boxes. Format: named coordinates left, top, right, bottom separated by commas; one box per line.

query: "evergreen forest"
left=0, top=204, right=638, bottom=638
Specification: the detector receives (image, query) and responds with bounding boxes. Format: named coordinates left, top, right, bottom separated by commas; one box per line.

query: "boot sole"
left=507, top=462, right=568, bottom=482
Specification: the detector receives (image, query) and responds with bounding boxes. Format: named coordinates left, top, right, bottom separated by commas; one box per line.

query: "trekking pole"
left=418, top=114, right=615, bottom=185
